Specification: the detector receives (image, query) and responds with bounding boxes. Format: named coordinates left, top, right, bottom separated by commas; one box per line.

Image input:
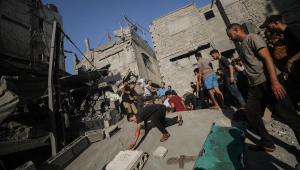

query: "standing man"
left=127, top=104, right=183, bottom=150
left=144, top=80, right=157, bottom=98
left=167, top=86, right=177, bottom=95
left=193, top=69, right=205, bottom=109
left=195, top=52, right=226, bottom=109
left=226, top=23, right=300, bottom=163
left=120, top=82, right=138, bottom=114
left=261, top=15, right=300, bottom=80
left=210, top=49, right=246, bottom=109
left=158, top=82, right=168, bottom=97
left=165, top=91, right=186, bottom=112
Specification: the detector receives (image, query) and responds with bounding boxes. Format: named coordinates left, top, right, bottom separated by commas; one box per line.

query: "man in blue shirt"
left=158, top=82, right=168, bottom=97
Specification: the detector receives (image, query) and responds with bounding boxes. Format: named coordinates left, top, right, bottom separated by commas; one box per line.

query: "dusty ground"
left=64, top=107, right=300, bottom=170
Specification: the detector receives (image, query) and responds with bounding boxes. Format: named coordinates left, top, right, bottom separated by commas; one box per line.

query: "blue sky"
left=41, top=0, right=212, bottom=74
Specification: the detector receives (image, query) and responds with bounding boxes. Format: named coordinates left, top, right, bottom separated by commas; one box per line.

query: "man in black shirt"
left=190, top=82, right=197, bottom=95
left=210, top=49, right=246, bottom=109
left=167, top=86, right=177, bottom=95
left=120, top=82, right=137, bottom=114
left=127, top=104, right=183, bottom=150
left=262, top=15, right=300, bottom=80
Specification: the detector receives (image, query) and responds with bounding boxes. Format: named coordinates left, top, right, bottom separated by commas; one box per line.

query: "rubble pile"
left=266, top=116, right=299, bottom=149
left=0, top=69, right=141, bottom=157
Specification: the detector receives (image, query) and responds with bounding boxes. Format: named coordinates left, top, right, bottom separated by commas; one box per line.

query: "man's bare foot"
left=295, top=163, right=300, bottom=170
left=177, top=116, right=183, bottom=126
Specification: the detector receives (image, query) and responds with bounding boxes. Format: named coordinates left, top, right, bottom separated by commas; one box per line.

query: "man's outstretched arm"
left=258, top=47, right=286, bottom=99
left=128, top=123, right=141, bottom=150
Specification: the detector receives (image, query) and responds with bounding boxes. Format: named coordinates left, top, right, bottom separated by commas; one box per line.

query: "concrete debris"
left=85, top=129, right=105, bottom=143
left=153, top=146, right=168, bottom=159
left=103, top=125, right=119, bottom=138
left=105, top=150, right=148, bottom=170
left=38, top=136, right=90, bottom=170
left=15, top=161, right=36, bottom=170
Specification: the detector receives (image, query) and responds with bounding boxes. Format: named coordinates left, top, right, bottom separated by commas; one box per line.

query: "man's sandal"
left=160, top=134, right=170, bottom=142
left=248, top=145, right=276, bottom=152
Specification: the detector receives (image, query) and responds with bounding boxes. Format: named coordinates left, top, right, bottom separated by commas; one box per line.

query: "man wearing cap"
left=260, top=15, right=300, bottom=80
left=226, top=23, right=300, bottom=170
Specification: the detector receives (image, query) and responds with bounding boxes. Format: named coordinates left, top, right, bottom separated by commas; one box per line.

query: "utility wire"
left=61, top=31, right=103, bottom=77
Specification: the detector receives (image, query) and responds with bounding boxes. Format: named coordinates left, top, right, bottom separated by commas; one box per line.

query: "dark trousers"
left=185, top=94, right=200, bottom=110
left=246, top=74, right=300, bottom=148
left=197, top=91, right=204, bottom=109
left=151, top=106, right=178, bottom=134
left=226, top=75, right=246, bottom=107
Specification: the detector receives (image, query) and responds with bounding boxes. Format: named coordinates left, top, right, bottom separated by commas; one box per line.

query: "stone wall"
left=0, top=0, right=64, bottom=71
left=149, top=3, right=235, bottom=96
left=220, top=0, right=300, bottom=34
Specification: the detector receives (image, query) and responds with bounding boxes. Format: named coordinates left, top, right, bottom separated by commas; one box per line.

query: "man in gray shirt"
left=195, top=52, right=226, bottom=109
left=226, top=23, right=300, bottom=155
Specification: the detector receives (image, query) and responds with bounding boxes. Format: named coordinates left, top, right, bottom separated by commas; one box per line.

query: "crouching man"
left=127, top=104, right=183, bottom=150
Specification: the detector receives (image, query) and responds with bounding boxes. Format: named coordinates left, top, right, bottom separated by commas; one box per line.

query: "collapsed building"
left=0, top=1, right=152, bottom=169
left=150, top=0, right=300, bottom=96
left=75, top=26, right=162, bottom=87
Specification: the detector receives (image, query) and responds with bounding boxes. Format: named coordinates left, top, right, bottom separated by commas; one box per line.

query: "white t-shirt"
left=144, top=84, right=152, bottom=95
left=235, top=65, right=245, bottom=71
left=164, top=98, right=171, bottom=108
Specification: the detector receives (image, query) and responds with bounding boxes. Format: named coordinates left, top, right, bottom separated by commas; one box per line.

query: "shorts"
left=204, top=74, right=218, bottom=90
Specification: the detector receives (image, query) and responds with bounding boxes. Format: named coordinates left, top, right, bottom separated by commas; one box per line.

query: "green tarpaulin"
left=193, top=126, right=245, bottom=170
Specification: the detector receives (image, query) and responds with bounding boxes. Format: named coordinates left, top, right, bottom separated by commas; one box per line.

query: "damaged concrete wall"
left=220, top=0, right=300, bottom=35
left=150, top=3, right=235, bottom=96
left=75, top=27, right=161, bottom=86
left=0, top=0, right=65, bottom=71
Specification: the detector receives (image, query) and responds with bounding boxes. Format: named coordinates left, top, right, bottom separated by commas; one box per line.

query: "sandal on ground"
left=178, top=119, right=183, bottom=126
left=248, top=145, right=276, bottom=152
left=160, top=134, right=170, bottom=142
left=295, top=163, right=300, bottom=170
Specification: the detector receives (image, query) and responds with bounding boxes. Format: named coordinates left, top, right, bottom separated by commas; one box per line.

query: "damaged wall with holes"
left=220, top=0, right=300, bottom=33
left=0, top=0, right=65, bottom=72
left=149, top=3, right=236, bottom=96
left=150, top=0, right=300, bottom=96
left=75, top=26, right=161, bottom=86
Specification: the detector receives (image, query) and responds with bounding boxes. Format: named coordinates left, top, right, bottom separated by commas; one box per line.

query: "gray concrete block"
left=103, top=125, right=119, bottom=138
left=38, top=136, right=90, bottom=170
left=105, top=150, right=148, bottom=170
left=85, top=129, right=105, bottom=143
left=153, top=146, right=168, bottom=159
left=15, top=161, right=36, bottom=170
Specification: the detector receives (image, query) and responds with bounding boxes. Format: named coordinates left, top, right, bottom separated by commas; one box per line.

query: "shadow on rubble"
left=220, top=107, right=244, bottom=127
left=246, top=129, right=299, bottom=170
left=134, top=123, right=156, bottom=149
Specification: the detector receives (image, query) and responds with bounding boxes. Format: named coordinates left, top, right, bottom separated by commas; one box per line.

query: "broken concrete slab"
left=105, top=150, right=148, bottom=170
left=103, top=125, right=119, bottom=138
left=38, top=136, right=90, bottom=170
left=153, top=146, right=168, bottom=159
left=85, top=129, right=105, bottom=143
left=65, top=108, right=244, bottom=170
left=15, top=161, right=36, bottom=170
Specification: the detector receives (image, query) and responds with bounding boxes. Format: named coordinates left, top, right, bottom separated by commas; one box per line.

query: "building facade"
left=150, top=0, right=300, bottom=96
left=0, top=0, right=65, bottom=72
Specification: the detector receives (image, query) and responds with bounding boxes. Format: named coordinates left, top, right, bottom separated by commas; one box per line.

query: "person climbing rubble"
left=127, top=104, right=183, bottom=150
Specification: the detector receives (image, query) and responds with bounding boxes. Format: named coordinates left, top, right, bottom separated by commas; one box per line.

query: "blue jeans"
left=226, top=75, right=246, bottom=108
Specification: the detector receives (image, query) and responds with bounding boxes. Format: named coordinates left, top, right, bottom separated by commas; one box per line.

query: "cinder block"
left=103, top=125, right=119, bottom=138
left=85, top=129, right=105, bottom=143
left=15, top=161, right=36, bottom=170
left=38, top=136, right=90, bottom=170
left=153, top=146, right=168, bottom=159
left=106, top=150, right=148, bottom=170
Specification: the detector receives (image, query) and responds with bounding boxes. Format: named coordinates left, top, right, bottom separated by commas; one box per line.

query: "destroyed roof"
left=93, top=39, right=123, bottom=52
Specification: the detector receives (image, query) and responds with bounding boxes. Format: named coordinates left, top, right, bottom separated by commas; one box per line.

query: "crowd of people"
left=124, top=14, right=300, bottom=169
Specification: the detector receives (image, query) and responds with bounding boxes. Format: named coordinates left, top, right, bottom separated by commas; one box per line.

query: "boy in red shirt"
left=165, top=91, right=186, bottom=112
